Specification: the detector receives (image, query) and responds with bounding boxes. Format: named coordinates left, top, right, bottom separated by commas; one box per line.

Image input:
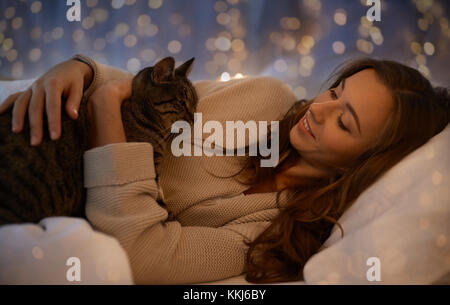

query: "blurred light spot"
left=112, top=0, right=126, bottom=9
left=30, top=27, right=42, bottom=40
left=178, top=24, right=191, bottom=37
left=300, top=55, right=315, bottom=69
left=143, top=24, right=158, bottom=36
left=125, top=0, right=136, bottom=5
left=94, top=38, right=106, bottom=51
left=300, top=35, right=315, bottom=49
left=73, top=29, right=85, bottom=42
left=303, top=0, right=322, bottom=11
left=215, top=37, right=231, bottom=51
left=424, top=42, right=435, bottom=56
left=4, top=7, right=16, bottom=19
left=51, top=27, right=64, bottom=40
left=86, top=0, right=98, bottom=8
left=28, top=48, right=41, bottom=62
left=140, top=48, right=156, bottom=62
left=415, top=54, right=426, bottom=66
left=294, top=86, right=308, bottom=99
left=11, top=62, right=22, bottom=79
left=115, top=23, right=129, bottom=37
left=91, top=8, right=109, bottom=23
left=214, top=1, right=228, bottom=13
left=137, top=14, right=151, bottom=26
left=357, top=39, right=374, bottom=54
left=334, top=9, right=347, bottom=26
left=227, top=0, right=239, bottom=4
left=360, top=15, right=373, bottom=28
left=299, top=65, right=312, bottom=77
left=274, top=59, right=287, bottom=73
left=11, top=17, right=23, bottom=30
left=82, top=17, right=95, bottom=30
left=124, top=34, right=137, bottom=47
left=418, top=18, right=429, bottom=31
left=148, top=0, right=163, bottom=9
left=234, top=73, right=244, bottom=79
left=231, top=39, right=244, bottom=52
left=220, top=72, right=230, bottom=82
left=410, top=41, right=422, bottom=55
left=169, top=13, right=183, bottom=25
left=332, top=41, right=345, bottom=54
left=280, top=17, right=301, bottom=30
left=168, top=40, right=182, bottom=54
left=217, top=13, right=232, bottom=26
left=214, top=53, right=228, bottom=65
left=31, top=1, right=43, bottom=13
left=127, top=58, right=141, bottom=73
left=227, top=58, right=241, bottom=71
left=282, top=36, right=296, bottom=51
left=6, top=49, right=17, bottom=62
left=205, top=38, right=216, bottom=51
left=32, top=246, right=44, bottom=260
left=2, top=38, right=13, bottom=51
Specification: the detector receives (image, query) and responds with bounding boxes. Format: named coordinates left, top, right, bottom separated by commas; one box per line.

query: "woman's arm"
left=86, top=79, right=131, bottom=149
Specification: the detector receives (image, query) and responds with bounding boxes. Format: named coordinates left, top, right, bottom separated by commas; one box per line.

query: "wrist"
left=71, top=58, right=94, bottom=91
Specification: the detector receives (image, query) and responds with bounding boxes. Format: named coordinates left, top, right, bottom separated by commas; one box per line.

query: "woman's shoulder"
left=194, top=76, right=298, bottom=121
left=194, top=76, right=295, bottom=99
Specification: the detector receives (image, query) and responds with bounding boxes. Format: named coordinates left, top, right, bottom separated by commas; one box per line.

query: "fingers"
left=28, top=89, right=45, bottom=146
left=0, top=91, right=22, bottom=114
left=65, top=80, right=83, bottom=120
left=11, top=89, right=32, bottom=133
left=45, top=85, right=62, bottom=140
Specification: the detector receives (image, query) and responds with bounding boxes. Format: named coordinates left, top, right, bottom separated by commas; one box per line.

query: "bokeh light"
left=0, top=0, right=447, bottom=97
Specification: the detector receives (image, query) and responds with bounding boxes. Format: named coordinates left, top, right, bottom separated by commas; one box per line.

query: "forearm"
left=88, top=99, right=126, bottom=149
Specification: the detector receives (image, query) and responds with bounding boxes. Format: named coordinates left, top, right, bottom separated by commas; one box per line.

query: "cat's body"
left=0, top=57, right=197, bottom=226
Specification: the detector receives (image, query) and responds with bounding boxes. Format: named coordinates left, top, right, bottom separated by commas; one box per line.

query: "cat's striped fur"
left=0, top=56, right=198, bottom=225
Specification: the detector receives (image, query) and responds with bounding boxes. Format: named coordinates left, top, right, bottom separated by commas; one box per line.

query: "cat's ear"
left=175, top=57, right=195, bottom=78
left=153, top=57, right=175, bottom=83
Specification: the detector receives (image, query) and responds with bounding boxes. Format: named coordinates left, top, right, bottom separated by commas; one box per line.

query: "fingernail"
left=73, top=109, right=78, bottom=118
left=30, top=135, right=38, bottom=146
left=51, top=131, right=58, bottom=140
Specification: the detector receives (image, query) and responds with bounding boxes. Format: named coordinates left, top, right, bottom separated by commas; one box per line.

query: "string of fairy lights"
left=0, top=0, right=448, bottom=99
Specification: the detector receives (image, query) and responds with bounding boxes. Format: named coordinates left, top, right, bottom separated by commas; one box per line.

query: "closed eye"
left=329, top=88, right=350, bottom=132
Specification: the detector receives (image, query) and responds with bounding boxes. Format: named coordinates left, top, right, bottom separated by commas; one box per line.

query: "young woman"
left=0, top=55, right=448, bottom=284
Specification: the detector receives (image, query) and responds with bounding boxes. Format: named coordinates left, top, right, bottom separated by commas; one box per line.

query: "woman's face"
left=289, top=68, right=394, bottom=174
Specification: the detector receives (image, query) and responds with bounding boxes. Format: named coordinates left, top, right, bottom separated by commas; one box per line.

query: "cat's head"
left=132, top=57, right=198, bottom=119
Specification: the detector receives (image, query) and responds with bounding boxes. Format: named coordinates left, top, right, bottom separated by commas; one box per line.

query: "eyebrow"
left=341, top=78, right=362, bottom=135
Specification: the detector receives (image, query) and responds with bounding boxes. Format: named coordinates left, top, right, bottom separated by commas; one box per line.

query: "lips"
left=299, top=114, right=315, bottom=139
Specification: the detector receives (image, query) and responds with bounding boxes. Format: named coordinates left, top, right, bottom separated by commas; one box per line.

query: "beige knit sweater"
left=76, top=54, right=298, bottom=284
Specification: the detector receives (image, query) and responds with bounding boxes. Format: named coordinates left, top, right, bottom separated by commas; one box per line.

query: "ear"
left=153, top=57, right=175, bottom=83
left=175, top=57, right=195, bottom=78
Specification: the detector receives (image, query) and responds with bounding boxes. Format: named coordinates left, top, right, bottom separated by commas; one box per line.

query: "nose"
left=309, top=99, right=341, bottom=125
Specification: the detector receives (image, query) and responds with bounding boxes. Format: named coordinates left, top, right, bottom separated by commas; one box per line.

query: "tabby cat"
left=0, top=56, right=198, bottom=225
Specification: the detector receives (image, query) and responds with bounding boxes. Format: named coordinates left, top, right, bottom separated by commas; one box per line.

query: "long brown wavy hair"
left=229, top=57, right=450, bottom=283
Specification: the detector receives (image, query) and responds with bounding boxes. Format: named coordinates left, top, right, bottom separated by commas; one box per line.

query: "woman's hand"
left=0, top=59, right=93, bottom=146
left=87, top=78, right=132, bottom=149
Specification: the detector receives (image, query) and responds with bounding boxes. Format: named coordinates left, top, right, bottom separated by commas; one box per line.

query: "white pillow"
left=303, top=123, right=450, bottom=284
left=0, top=217, right=134, bottom=284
